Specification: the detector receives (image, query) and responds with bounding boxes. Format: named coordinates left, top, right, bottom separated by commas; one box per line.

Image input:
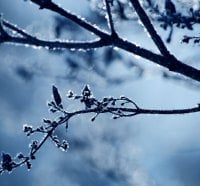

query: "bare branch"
left=1, top=16, right=200, bottom=82
left=4, top=36, right=111, bottom=50
left=104, top=0, right=118, bottom=37
left=2, top=17, right=200, bottom=82
left=129, top=0, right=171, bottom=57
left=0, top=15, right=10, bottom=42
left=67, top=104, right=200, bottom=116
left=1, top=85, right=200, bottom=174
left=114, top=37, right=200, bottom=82
left=2, top=19, right=34, bottom=39
left=1, top=0, right=200, bottom=177
left=1, top=17, right=111, bottom=49
left=146, top=2, right=200, bottom=29
left=30, top=0, right=109, bottom=38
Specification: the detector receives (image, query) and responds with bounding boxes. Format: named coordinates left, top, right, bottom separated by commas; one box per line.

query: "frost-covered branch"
left=114, top=37, right=200, bottom=82
left=6, top=36, right=110, bottom=50
left=104, top=0, right=118, bottom=37
left=30, top=0, right=109, bottom=38
left=1, top=16, right=200, bottom=82
left=0, top=0, right=200, bottom=83
left=0, top=16, right=10, bottom=42
left=0, top=18, right=112, bottom=49
left=129, top=0, right=171, bottom=57
left=1, top=85, right=200, bottom=174
left=2, top=19, right=34, bottom=39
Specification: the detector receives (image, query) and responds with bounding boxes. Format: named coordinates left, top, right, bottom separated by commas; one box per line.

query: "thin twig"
left=0, top=16, right=10, bottom=40
left=146, top=2, right=200, bottom=28
left=1, top=85, right=200, bottom=174
left=2, top=20, right=34, bottom=39
left=129, top=0, right=171, bottom=57
left=4, top=34, right=111, bottom=49
left=30, top=0, right=109, bottom=38
left=104, top=0, right=117, bottom=37
left=67, top=105, right=200, bottom=117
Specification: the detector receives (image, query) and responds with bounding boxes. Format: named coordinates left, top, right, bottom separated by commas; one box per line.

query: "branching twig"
left=0, top=1, right=200, bottom=82
left=1, top=16, right=200, bottom=82
left=2, top=19, right=35, bottom=39
left=1, top=85, right=200, bottom=174
left=0, top=15, right=10, bottom=42
left=30, top=0, right=109, bottom=38
left=1, top=0, right=199, bottom=84
left=146, top=1, right=200, bottom=28
left=1, top=0, right=200, bottom=176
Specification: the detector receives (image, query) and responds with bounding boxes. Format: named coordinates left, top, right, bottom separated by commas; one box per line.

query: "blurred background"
left=1, top=0, right=200, bottom=185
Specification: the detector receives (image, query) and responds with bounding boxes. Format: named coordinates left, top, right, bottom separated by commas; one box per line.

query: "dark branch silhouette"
left=1, top=85, right=200, bottom=174
left=104, top=0, right=118, bottom=37
left=1, top=0, right=200, bottom=174
left=1, top=11, right=200, bottom=82
left=129, top=0, right=171, bottom=57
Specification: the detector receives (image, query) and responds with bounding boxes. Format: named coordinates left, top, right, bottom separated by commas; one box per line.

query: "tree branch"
left=114, top=37, right=200, bottom=82
left=0, top=16, right=10, bottom=42
left=1, top=85, right=200, bottom=174
left=30, top=0, right=109, bottom=38
left=5, top=36, right=111, bottom=50
left=129, top=0, right=171, bottom=57
left=2, top=19, right=34, bottom=39
left=1, top=19, right=111, bottom=49
left=146, top=1, right=200, bottom=29
left=68, top=105, right=200, bottom=117
left=1, top=0, right=200, bottom=176
left=1, top=16, right=200, bottom=82
left=104, top=0, right=118, bottom=37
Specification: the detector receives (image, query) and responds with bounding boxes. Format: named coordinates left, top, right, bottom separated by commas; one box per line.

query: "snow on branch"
left=1, top=13, right=200, bottom=82
left=30, top=0, right=109, bottom=38
left=104, top=0, right=118, bottom=37
left=0, top=0, right=200, bottom=82
left=129, top=0, right=171, bottom=57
